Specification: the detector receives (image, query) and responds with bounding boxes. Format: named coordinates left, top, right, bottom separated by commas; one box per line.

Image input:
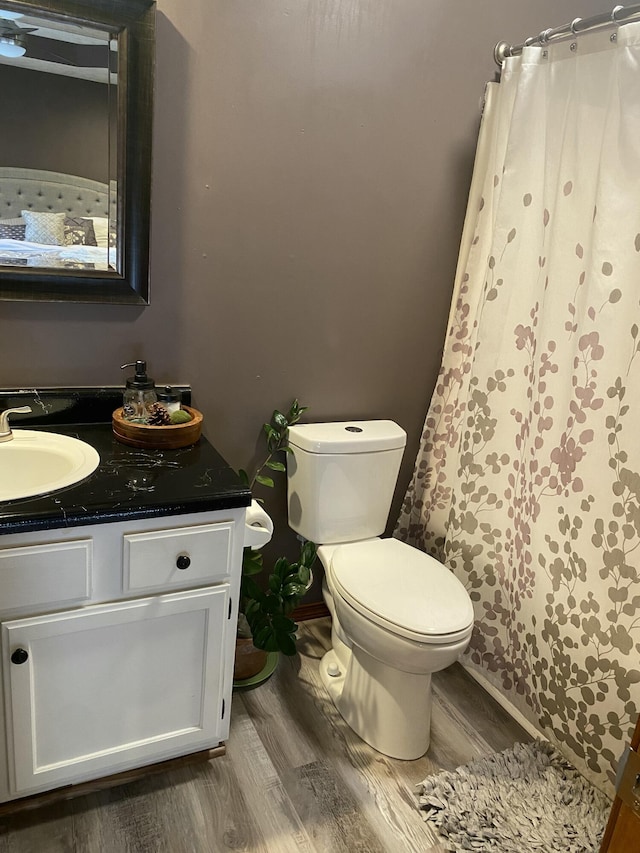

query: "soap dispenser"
left=121, top=360, right=158, bottom=423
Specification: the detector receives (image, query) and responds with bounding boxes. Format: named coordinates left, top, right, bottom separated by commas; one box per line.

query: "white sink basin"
left=0, top=430, right=100, bottom=502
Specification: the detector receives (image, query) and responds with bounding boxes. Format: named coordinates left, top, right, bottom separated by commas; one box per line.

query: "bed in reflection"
left=0, top=167, right=116, bottom=271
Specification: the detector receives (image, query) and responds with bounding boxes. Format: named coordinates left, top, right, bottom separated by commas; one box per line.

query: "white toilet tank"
left=287, top=420, right=407, bottom=544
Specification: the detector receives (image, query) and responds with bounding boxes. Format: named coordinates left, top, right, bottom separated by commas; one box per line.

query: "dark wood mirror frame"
left=0, top=0, right=155, bottom=305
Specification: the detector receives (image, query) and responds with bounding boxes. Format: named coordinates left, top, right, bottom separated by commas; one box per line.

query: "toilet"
left=287, top=420, right=474, bottom=760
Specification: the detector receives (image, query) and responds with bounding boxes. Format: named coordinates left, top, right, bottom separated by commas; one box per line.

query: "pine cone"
left=147, top=402, right=171, bottom=425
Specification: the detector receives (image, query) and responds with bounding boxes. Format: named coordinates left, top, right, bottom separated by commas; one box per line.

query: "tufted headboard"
left=0, top=167, right=116, bottom=220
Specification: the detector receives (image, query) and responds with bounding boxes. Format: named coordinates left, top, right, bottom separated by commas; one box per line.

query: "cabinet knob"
left=11, top=648, right=28, bottom=665
left=176, top=554, right=191, bottom=570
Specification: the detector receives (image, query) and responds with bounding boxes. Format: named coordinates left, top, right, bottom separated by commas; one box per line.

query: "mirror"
left=0, top=0, right=154, bottom=304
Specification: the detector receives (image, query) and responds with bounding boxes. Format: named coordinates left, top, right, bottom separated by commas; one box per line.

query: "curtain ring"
left=570, top=18, right=582, bottom=34
left=612, top=5, right=624, bottom=22
left=538, top=28, right=553, bottom=45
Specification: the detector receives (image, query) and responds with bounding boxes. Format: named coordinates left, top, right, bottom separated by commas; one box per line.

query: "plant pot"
left=234, top=638, right=268, bottom=681
left=233, top=639, right=279, bottom=690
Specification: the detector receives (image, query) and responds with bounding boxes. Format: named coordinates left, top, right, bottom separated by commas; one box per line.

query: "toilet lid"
left=329, top=538, right=474, bottom=644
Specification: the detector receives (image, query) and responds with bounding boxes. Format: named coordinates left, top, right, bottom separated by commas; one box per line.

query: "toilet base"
left=320, top=645, right=432, bottom=760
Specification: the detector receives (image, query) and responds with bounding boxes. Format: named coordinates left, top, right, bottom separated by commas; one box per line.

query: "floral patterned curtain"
left=396, top=25, right=640, bottom=794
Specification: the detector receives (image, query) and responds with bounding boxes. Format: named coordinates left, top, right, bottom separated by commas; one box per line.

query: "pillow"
left=88, top=216, right=110, bottom=248
left=21, top=210, right=66, bottom=246
left=0, top=222, right=26, bottom=240
left=64, top=216, right=98, bottom=247
left=0, top=216, right=26, bottom=241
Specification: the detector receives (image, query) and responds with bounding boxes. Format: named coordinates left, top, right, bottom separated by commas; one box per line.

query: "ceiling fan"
left=0, top=17, right=37, bottom=58
left=0, top=14, right=112, bottom=72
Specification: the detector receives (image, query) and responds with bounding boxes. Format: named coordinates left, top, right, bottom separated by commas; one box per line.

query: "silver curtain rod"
left=494, top=3, right=640, bottom=65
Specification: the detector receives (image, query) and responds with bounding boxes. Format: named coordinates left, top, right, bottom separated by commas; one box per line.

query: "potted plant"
left=234, top=399, right=317, bottom=683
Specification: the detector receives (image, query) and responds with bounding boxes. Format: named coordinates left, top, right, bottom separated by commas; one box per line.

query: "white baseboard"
left=462, top=663, right=547, bottom=743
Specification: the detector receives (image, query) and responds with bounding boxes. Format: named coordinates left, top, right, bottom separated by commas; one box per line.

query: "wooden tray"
left=112, top=405, right=203, bottom=449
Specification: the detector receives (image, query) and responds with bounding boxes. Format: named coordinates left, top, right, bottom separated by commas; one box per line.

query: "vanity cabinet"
left=0, top=507, right=245, bottom=804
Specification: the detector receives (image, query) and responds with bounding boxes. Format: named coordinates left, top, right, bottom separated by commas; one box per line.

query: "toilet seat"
left=328, top=538, right=474, bottom=645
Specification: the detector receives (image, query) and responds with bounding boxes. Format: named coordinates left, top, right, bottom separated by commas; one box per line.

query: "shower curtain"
left=397, top=24, right=640, bottom=794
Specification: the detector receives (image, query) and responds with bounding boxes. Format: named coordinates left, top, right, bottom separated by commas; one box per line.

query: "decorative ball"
left=170, top=409, right=193, bottom=424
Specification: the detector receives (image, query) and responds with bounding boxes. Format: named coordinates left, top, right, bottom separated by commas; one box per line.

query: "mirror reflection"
left=0, top=6, right=117, bottom=273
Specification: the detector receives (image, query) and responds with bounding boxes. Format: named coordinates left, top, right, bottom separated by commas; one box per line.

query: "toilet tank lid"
left=287, top=420, right=407, bottom=454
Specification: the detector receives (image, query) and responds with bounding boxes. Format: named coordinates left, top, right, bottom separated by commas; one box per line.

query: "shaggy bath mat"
left=416, top=740, right=610, bottom=852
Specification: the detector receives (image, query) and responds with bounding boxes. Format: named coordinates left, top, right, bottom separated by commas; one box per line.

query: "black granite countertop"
left=0, top=388, right=251, bottom=535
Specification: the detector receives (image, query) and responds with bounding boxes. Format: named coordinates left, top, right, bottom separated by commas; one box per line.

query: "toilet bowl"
left=317, top=538, right=473, bottom=759
left=286, top=420, right=474, bottom=760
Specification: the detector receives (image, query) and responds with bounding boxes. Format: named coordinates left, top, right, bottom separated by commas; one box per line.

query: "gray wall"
left=0, top=65, right=109, bottom=182
left=0, top=0, right=608, bottom=600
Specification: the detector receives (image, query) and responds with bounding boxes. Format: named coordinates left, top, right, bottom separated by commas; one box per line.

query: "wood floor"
left=0, top=618, right=532, bottom=852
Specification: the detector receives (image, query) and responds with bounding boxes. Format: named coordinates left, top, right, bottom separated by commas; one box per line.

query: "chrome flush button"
left=345, top=426, right=363, bottom=433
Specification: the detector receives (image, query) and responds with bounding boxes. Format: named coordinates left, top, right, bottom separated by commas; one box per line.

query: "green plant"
left=238, top=400, right=317, bottom=656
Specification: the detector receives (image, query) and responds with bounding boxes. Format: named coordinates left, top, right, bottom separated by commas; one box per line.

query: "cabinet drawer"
left=0, top=540, right=91, bottom=613
left=123, top=521, right=233, bottom=593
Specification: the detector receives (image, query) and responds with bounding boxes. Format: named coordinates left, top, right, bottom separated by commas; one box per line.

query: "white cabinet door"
left=2, top=586, right=229, bottom=795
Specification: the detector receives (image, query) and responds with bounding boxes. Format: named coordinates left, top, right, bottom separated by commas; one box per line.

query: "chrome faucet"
left=0, top=406, right=32, bottom=442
